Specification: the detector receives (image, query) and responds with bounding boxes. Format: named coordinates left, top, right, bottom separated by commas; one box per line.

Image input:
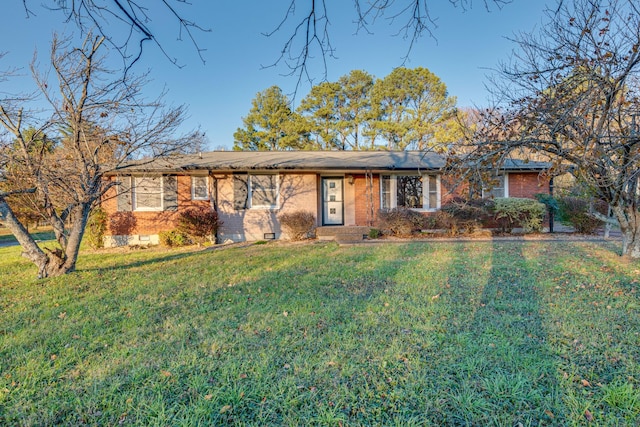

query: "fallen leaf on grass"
left=204, top=394, right=213, bottom=401
left=581, top=379, right=591, bottom=387
left=219, top=405, right=232, bottom=414
left=584, top=409, right=593, bottom=421
left=544, top=410, right=554, bottom=419
left=431, top=294, right=441, bottom=301
left=160, top=370, right=172, bottom=378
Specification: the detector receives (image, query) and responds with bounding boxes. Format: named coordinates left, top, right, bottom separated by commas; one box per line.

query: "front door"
left=322, top=177, right=344, bottom=225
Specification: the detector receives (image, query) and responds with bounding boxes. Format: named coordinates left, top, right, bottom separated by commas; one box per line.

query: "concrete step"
left=316, top=226, right=371, bottom=242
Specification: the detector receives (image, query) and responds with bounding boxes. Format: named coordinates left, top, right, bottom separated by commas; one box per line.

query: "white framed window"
left=482, top=174, right=509, bottom=198
left=381, top=174, right=440, bottom=211
left=191, top=176, right=209, bottom=200
left=133, top=176, right=163, bottom=211
left=249, top=174, right=279, bottom=209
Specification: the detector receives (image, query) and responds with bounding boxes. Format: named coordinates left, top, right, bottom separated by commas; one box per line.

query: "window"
left=381, top=174, right=440, bottom=211
left=133, top=176, right=163, bottom=211
left=482, top=174, right=508, bottom=198
left=250, top=174, right=278, bottom=208
left=191, top=176, right=209, bottom=200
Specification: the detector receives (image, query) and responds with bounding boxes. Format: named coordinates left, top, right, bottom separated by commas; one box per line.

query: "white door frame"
left=322, top=177, right=344, bottom=226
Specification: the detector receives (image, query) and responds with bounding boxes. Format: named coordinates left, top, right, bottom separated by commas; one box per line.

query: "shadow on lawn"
left=81, top=248, right=205, bottom=274
left=435, top=241, right=561, bottom=425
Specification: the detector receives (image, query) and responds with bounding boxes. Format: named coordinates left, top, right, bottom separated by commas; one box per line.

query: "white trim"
left=132, top=176, right=163, bottom=211
left=425, top=175, right=441, bottom=212
left=191, top=175, right=209, bottom=200
left=504, top=173, right=510, bottom=198
left=249, top=174, right=279, bottom=209
left=380, top=173, right=441, bottom=212
left=482, top=173, right=509, bottom=199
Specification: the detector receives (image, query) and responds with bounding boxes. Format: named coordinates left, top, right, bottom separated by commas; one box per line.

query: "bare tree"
left=21, top=1, right=510, bottom=84
left=0, top=34, right=201, bottom=278
left=266, top=0, right=512, bottom=88
left=459, top=0, right=640, bottom=258
left=21, top=0, right=209, bottom=70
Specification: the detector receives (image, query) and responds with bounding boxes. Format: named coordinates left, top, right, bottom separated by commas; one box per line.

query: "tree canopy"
left=235, top=67, right=462, bottom=151
left=461, top=0, right=640, bottom=258
left=233, top=85, right=309, bottom=151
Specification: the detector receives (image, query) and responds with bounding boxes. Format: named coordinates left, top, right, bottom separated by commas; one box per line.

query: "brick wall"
left=508, top=172, right=549, bottom=198
left=353, top=174, right=380, bottom=226
left=103, top=175, right=212, bottom=237
left=216, top=173, right=318, bottom=241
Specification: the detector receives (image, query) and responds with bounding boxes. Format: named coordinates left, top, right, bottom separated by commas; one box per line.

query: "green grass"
left=0, top=227, right=55, bottom=244
left=1, top=240, right=639, bottom=426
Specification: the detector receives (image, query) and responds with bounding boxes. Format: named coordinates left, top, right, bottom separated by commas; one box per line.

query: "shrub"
left=86, top=206, right=108, bottom=249
left=159, top=229, right=192, bottom=247
left=177, top=207, right=221, bottom=244
left=557, top=196, right=606, bottom=234
left=439, top=198, right=495, bottom=235
left=368, top=228, right=381, bottom=239
left=493, top=197, right=546, bottom=233
left=278, top=211, right=316, bottom=241
left=534, top=193, right=559, bottom=216
left=376, top=208, right=426, bottom=236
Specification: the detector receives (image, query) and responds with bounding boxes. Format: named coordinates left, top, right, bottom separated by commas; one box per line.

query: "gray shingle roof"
left=113, top=150, right=548, bottom=173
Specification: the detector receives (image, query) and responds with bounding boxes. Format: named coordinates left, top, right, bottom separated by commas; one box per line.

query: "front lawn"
left=0, top=226, right=55, bottom=244
left=0, top=240, right=639, bottom=426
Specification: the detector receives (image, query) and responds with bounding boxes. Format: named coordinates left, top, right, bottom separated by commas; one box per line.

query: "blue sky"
left=2, top=1, right=550, bottom=150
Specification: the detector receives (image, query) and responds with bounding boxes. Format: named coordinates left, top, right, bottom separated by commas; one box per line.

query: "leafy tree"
left=233, top=86, right=310, bottom=151
left=335, top=70, right=375, bottom=150
left=462, top=0, right=640, bottom=259
left=0, top=34, right=200, bottom=278
left=297, top=81, right=342, bottom=149
left=370, top=67, right=460, bottom=150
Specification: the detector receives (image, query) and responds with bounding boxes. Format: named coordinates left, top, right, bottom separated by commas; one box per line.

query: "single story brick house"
left=102, top=150, right=550, bottom=246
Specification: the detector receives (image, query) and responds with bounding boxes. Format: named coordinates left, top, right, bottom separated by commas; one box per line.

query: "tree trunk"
left=0, top=198, right=91, bottom=278
left=0, top=198, right=51, bottom=277
left=611, top=204, right=640, bottom=259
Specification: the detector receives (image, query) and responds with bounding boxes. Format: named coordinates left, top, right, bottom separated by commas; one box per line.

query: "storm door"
left=322, top=177, right=344, bottom=225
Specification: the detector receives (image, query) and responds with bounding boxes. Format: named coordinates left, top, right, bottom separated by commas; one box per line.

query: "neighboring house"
left=102, top=151, right=550, bottom=246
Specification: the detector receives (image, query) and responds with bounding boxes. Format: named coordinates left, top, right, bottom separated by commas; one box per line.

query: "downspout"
left=209, top=173, right=219, bottom=243
left=549, top=176, right=554, bottom=233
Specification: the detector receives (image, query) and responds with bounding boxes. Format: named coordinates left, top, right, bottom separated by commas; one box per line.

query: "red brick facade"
left=353, top=174, right=381, bottom=226
left=508, top=172, right=549, bottom=198
left=103, top=175, right=211, bottom=236
left=102, top=170, right=549, bottom=244
left=350, top=171, right=549, bottom=226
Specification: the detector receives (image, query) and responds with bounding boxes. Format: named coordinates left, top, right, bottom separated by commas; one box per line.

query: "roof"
left=112, top=150, right=549, bottom=174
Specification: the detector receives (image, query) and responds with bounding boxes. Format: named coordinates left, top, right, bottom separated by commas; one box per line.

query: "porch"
left=315, top=226, right=372, bottom=243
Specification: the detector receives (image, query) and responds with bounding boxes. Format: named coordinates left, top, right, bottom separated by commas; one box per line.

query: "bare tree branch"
left=22, top=0, right=210, bottom=73
left=264, top=0, right=512, bottom=92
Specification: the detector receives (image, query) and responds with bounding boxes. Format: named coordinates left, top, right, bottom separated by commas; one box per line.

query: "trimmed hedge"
left=493, top=197, right=546, bottom=233
left=278, top=211, right=316, bottom=241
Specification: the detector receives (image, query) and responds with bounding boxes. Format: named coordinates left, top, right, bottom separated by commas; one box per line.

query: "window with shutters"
left=249, top=174, right=278, bottom=209
left=380, top=174, right=440, bottom=211
left=133, top=176, right=163, bottom=211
